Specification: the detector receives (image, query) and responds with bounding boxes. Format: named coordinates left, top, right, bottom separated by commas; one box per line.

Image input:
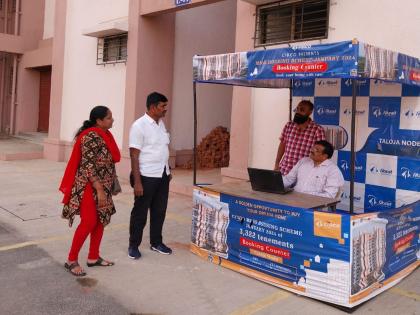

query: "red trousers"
left=68, top=183, right=104, bottom=261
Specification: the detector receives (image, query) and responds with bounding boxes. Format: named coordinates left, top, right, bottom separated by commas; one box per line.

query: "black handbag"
left=112, top=177, right=122, bottom=195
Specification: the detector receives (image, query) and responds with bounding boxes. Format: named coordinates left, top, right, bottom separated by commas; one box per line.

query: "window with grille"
left=255, top=0, right=329, bottom=47
left=97, top=33, right=128, bottom=65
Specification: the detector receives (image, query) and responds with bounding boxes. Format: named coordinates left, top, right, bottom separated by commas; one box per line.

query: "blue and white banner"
left=292, top=78, right=420, bottom=212
left=247, top=41, right=358, bottom=81
left=191, top=188, right=420, bottom=307
left=350, top=202, right=420, bottom=302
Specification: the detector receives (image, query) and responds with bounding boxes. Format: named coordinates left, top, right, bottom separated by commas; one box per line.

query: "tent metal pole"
left=349, top=79, right=357, bottom=214
left=193, top=81, right=198, bottom=186
left=289, top=79, right=293, bottom=121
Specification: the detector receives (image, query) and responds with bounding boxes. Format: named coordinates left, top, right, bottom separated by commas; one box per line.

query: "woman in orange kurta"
left=59, top=106, right=121, bottom=276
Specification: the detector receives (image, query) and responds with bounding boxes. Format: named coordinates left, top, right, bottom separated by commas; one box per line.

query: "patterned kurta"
left=62, top=131, right=117, bottom=226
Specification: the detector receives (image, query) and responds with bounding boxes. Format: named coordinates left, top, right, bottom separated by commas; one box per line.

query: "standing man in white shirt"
left=128, top=92, right=172, bottom=259
left=282, top=140, right=344, bottom=199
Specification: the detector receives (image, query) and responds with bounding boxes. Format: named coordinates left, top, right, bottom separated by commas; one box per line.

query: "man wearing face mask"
left=274, top=100, right=325, bottom=175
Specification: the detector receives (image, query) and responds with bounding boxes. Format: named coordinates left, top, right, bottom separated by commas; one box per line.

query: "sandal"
left=64, top=262, right=86, bottom=277
left=86, top=257, right=115, bottom=267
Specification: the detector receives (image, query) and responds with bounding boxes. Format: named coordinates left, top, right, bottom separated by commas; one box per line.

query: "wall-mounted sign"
left=175, top=0, right=192, bottom=7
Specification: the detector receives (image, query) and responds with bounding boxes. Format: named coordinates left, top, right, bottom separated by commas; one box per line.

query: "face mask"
left=293, top=113, right=309, bottom=124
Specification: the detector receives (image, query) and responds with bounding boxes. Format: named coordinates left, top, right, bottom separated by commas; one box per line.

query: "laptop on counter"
left=247, top=167, right=293, bottom=195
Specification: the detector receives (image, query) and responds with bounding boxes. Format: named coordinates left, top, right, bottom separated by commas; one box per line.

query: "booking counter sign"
left=272, top=62, right=328, bottom=73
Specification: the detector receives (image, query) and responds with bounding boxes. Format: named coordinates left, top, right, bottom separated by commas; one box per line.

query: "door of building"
left=38, top=67, right=51, bottom=132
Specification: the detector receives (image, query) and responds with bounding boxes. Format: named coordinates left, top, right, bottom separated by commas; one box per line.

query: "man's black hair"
left=315, top=140, right=334, bottom=159
left=146, top=92, right=168, bottom=110
left=299, top=100, right=314, bottom=111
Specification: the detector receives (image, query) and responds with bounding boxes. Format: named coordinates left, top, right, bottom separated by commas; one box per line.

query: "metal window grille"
left=97, top=33, right=128, bottom=65
left=255, top=0, right=329, bottom=47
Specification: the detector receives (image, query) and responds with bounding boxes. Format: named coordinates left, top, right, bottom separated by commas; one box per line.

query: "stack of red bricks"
left=184, top=126, right=230, bottom=169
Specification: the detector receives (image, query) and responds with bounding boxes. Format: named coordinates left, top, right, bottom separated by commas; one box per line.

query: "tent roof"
left=193, top=40, right=420, bottom=88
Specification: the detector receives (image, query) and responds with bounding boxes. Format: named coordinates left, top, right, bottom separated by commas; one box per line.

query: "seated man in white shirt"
left=282, top=140, right=344, bottom=199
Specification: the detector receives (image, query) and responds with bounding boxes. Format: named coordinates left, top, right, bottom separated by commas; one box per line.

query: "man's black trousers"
left=129, top=172, right=169, bottom=248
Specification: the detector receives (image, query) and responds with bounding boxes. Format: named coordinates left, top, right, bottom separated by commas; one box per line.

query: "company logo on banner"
left=313, top=212, right=343, bottom=243
left=400, top=98, right=420, bottom=130
left=293, top=80, right=315, bottom=96
left=341, top=190, right=363, bottom=203
left=403, top=109, right=420, bottom=118
left=314, top=97, right=340, bottom=125
left=397, top=158, right=420, bottom=191
left=372, top=107, right=398, bottom=118
left=342, top=108, right=367, bottom=116
left=341, top=78, right=370, bottom=96
left=337, top=151, right=366, bottom=183
left=367, top=194, right=393, bottom=208
left=337, top=182, right=365, bottom=212
left=314, top=78, right=341, bottom=96
left=368, top=164, right=393, bottom=176
left=364, top=185, right=395, bottom=211
left=318, top=79, right=338, bottom=87
left=366, top=154, right=397, bottom=188
left=368, top=97, right=401, bottom=128
left=400, top=167, right=420, bottom=179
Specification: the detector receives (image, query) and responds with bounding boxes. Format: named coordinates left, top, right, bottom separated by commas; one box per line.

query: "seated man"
left=282, top=140, right=344, bottom=199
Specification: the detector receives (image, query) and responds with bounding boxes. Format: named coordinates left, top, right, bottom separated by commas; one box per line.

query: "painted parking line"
left=390, top=287, right=420, bottom=301
left=0, top=210, right=190, bottom=252
left=229, top=290, right=290, bottom=315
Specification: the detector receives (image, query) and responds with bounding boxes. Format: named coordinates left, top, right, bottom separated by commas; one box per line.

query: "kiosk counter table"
left=201, top=181, right=339, bottom=211
left=191, top=182, right=420, bottom=308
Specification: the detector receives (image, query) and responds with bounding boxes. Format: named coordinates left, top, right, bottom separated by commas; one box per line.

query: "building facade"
left=2, top=0, right=419, bottom=181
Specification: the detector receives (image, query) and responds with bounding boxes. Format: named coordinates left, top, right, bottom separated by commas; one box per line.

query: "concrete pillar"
left=119, top=0, right=176, bottom=175
left=221, top=0, right=255, bottom=180
left=43, top=0, right=67, bottom=161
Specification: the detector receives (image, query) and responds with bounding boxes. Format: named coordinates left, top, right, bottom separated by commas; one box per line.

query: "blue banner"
left=220, top=193, right=350, bottom=282
left=378, top=202, right=420, bottom=277
left=360, top=126, right=420, bottom=158
left=192, top=187, right=420, bottom=307
left=397, top=53, right=420, bottom=86
left=247, top=41, right=358, bottom=81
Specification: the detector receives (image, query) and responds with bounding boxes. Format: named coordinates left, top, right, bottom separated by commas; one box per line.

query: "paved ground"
left=0, top=159, right=419, bottom=315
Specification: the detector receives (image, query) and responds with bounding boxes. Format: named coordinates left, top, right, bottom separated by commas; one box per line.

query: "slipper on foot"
left=86, top=257, right=115, bottom=267
left=64, top=262, right=86, bottom=277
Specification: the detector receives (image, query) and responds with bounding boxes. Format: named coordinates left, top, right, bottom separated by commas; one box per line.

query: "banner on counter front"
left=349, top=201, right=420, bottom=304
left=191, top=188, right=352, bottom=306
left=191, top=188, right=420, bottom=308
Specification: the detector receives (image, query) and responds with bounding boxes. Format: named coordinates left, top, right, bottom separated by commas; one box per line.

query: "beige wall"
left=140, top=0, right=223, bottom=15
left=13, top=0, right=46, bottom=134
left=248, top=0, right=420, bottom=170
left=43, top=0, right=55, bottom=39
left=60, top=0, right=129, bottom=146
left=170, top=0, right=236, bottom=150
